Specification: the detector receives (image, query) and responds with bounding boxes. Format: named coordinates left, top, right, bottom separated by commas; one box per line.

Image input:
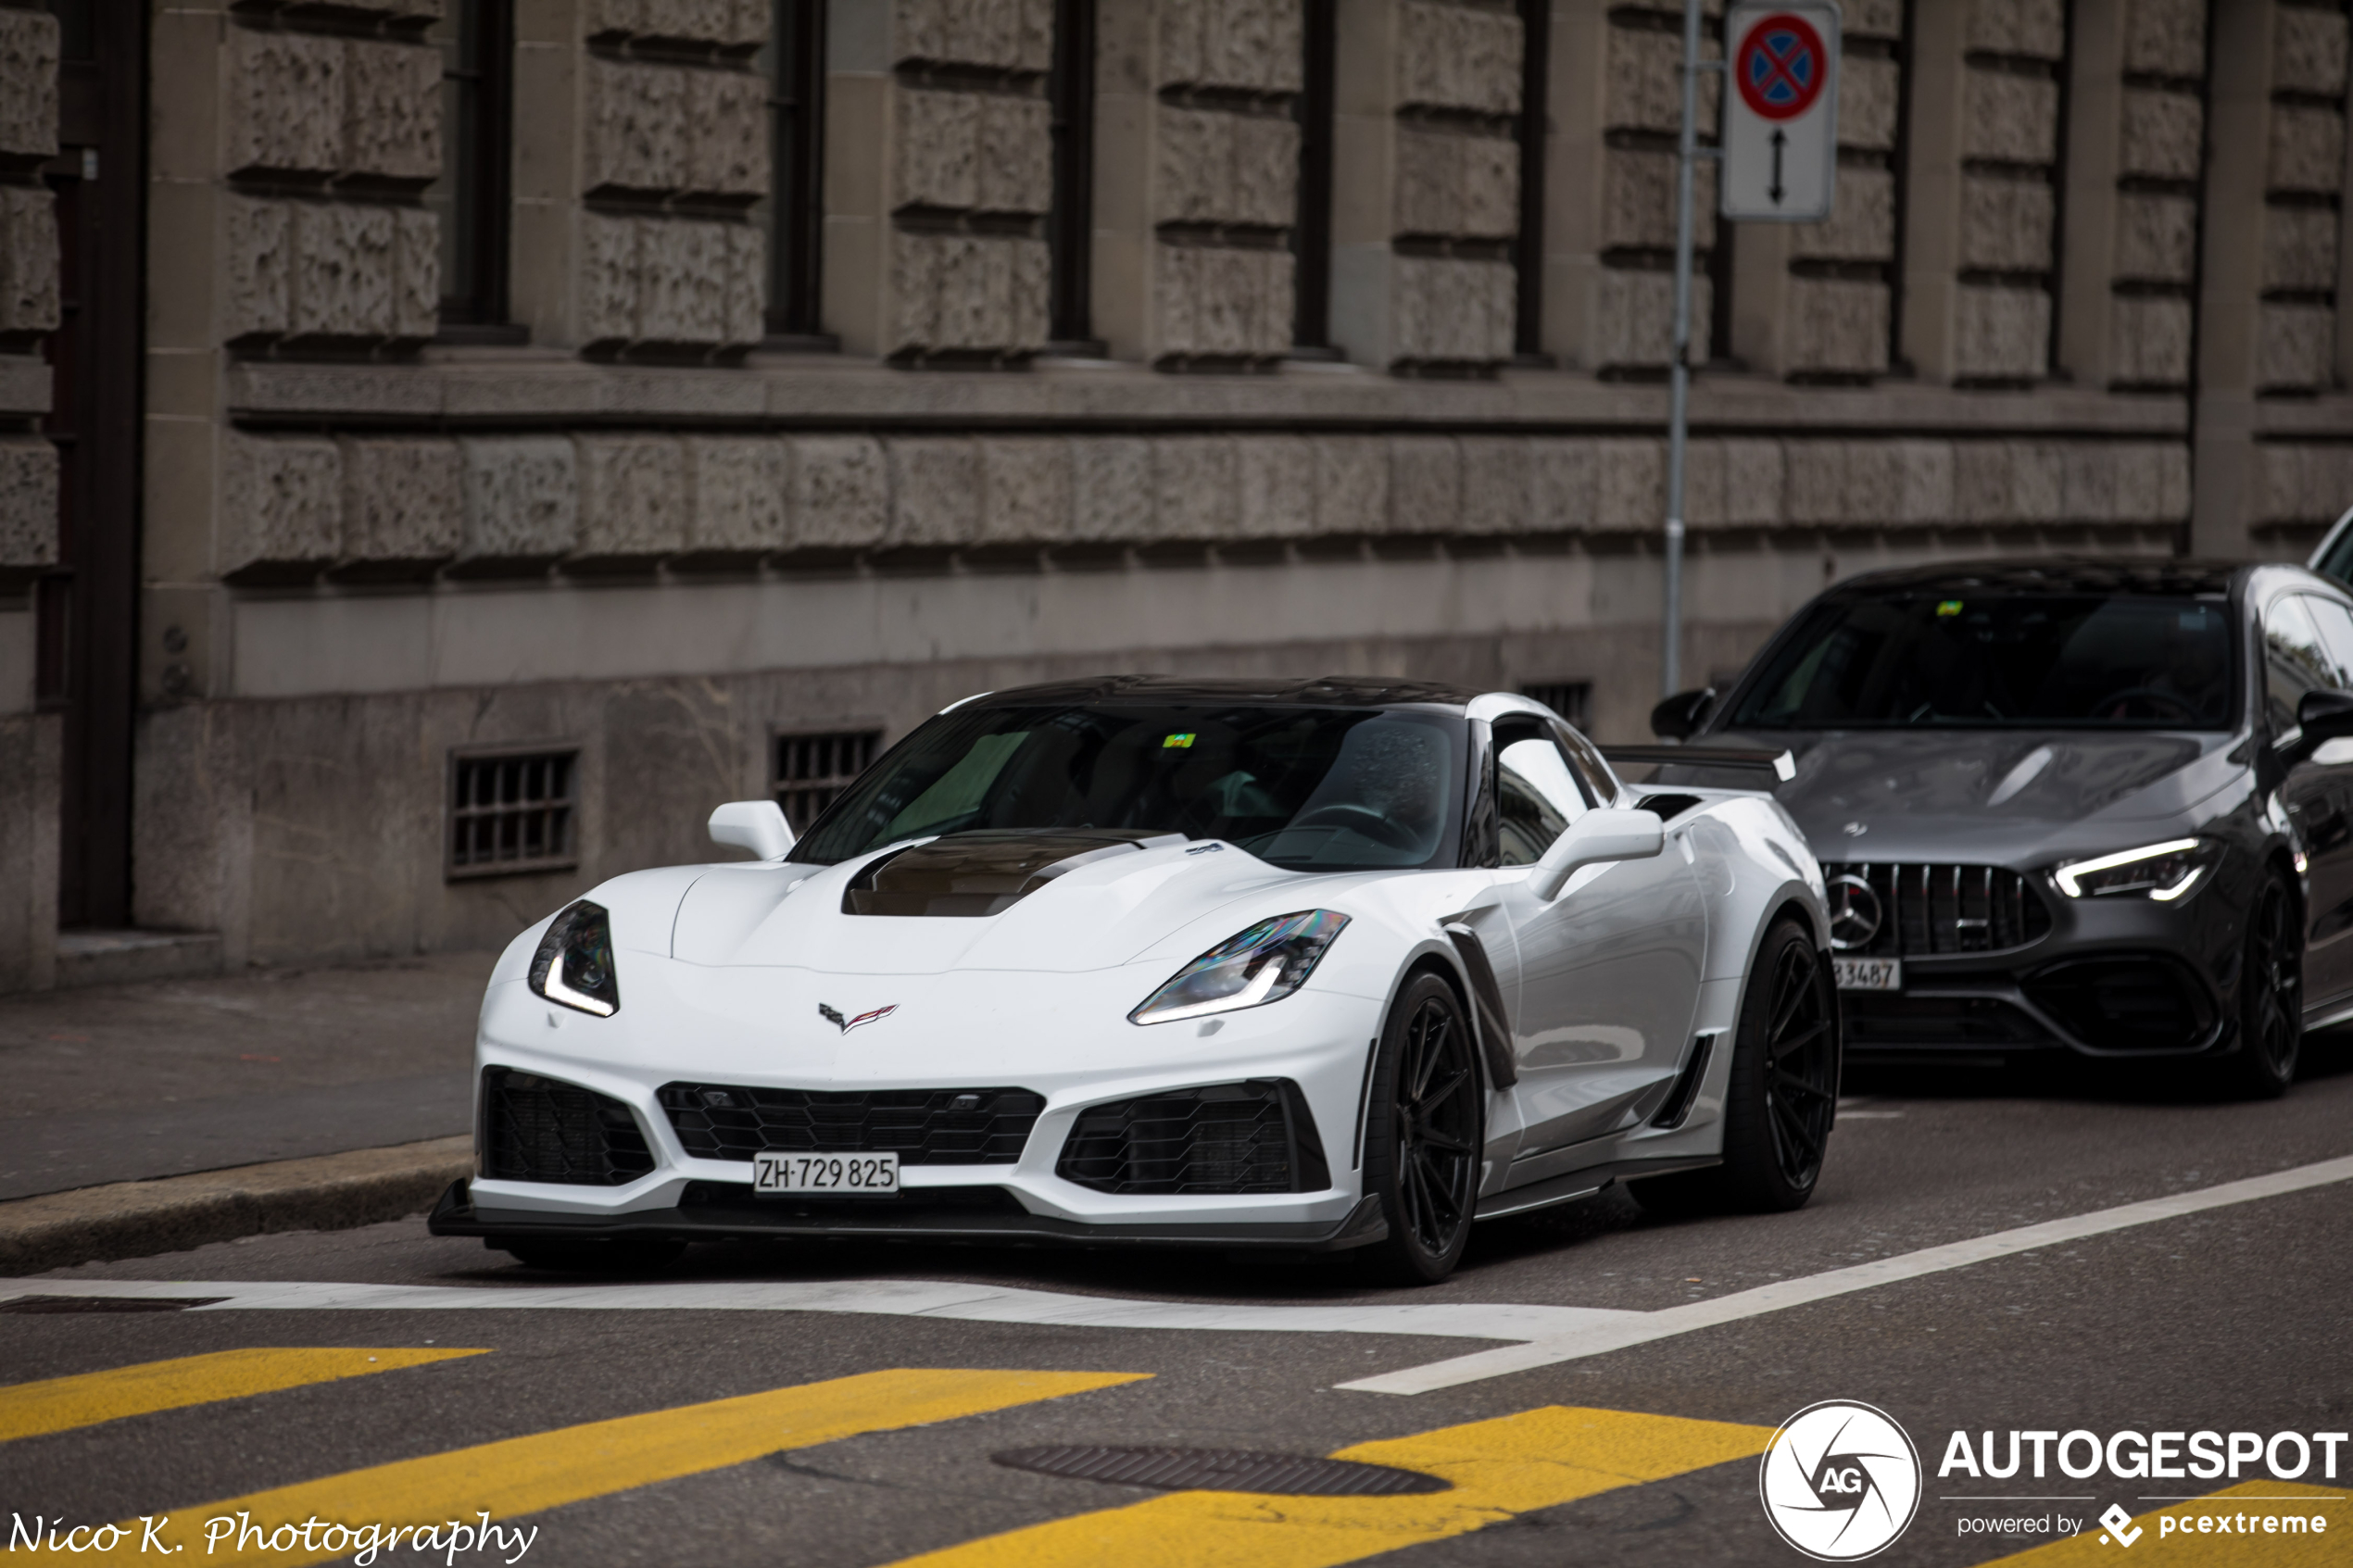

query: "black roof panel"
left=1822, top=557, right=2245, bottom=598
left=969, top=674, right=1481, bottom=709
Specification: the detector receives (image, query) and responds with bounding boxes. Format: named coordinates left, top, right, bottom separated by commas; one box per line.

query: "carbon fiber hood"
left=667, top=834, right=1316, bottom=973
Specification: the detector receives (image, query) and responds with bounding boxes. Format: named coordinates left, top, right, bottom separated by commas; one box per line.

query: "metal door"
left=1489, top=729, right=1706, bottom=1164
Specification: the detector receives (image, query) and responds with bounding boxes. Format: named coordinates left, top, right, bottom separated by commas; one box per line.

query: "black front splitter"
left=426, top=1180, right=1392, bottom=1253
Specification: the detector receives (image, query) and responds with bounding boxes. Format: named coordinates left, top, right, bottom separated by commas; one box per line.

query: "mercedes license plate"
left=751, top=1152, right=900, bottom=1194
left=1834, top=957, right=1901, bottom=992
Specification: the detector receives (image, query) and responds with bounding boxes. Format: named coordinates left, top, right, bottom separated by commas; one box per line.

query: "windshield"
left=1729, top=594, right=2237, bottom=730
left=791, top=702, right=1466, bottom=872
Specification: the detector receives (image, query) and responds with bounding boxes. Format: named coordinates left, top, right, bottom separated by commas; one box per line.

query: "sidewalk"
left=0, top=950, right=492, bottom=1200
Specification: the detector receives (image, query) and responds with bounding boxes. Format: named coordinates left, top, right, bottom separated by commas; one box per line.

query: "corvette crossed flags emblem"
left=818, top=1003, right=898, bottom=1033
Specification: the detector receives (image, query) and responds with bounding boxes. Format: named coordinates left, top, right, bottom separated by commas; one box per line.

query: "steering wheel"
left=2089, top=686, right=2199, bottom=722
left=1290, top=802, right=1422, bottom=849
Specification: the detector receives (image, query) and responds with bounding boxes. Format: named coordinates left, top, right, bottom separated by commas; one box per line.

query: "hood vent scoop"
left=844, top=829, right=1187, bottom=917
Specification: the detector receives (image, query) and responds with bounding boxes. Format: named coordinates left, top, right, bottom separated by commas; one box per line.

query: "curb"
left=0, top=1136, right=473, bottom=1277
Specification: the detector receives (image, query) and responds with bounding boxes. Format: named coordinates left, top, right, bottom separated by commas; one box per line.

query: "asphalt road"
left=5, top=1042, right=2351, bottom=1567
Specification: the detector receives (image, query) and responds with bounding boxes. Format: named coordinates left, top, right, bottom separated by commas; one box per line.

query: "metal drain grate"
left=0, top=1296, right=229, bottom=1314
left=991, top=1446, right=1449, bottom=1497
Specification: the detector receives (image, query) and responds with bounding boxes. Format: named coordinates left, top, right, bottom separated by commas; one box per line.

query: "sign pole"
left=1663, top=0, right=1702, bottom=700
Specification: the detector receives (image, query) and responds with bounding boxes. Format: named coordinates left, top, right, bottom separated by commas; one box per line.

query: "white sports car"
left=429, top=677, right=1837, bottom=1283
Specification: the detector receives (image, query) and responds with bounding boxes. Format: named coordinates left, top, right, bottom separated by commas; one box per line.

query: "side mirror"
left=709, top=799, right=795, bottom=860
left=1529, top=809, right=1666, bottom=901
left=2296, top=688, right=2353, bottom=757
left=1650, top=686, right=1717, bottom=740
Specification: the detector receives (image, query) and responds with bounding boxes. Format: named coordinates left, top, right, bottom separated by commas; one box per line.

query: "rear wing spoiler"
left=1600, top=745, right=1796, bottom=784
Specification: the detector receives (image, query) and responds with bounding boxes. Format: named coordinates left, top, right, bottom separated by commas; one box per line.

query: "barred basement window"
left=447, top=748, right=578, bottom=879
left=1521, top=682, right=1593, bottom=731
left=774, top=729, right=881, bottom=834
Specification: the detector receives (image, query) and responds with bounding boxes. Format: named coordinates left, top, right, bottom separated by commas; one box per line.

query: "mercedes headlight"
left=1130, top=909, right=1349, bottom=1025
left=2052, top=839, right=2213, bottom=901
left=529, top=900, right=620, bottom=1015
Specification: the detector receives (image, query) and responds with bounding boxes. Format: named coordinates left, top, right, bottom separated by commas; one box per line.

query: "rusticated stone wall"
left=1332, top=0, right=1523, bottom=370
left=217, top=13, right=441, bottom=350
left=828, top=0, right=1055, bottom=361
left=2108, top=0, right=2207, bottom=389
left=1952, top=0, right=2066, bottom=383
left=1590, top=0, right=1716, bottom=374
left=1151, top=0, right=1302, bottom=365
left=1786, top=0, right=1905, bottom=378
left=0, top=3, right=59, bottom=594
left=213, top=422, right=2194, bottom=584
left=0, top=0, right=57, bottom=991
left=2259, top=2, right=2349, bottom=393
left=574, top=3, right=770, bottom=354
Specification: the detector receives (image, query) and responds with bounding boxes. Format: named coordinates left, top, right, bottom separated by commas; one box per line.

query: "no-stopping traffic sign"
left=1721, top=2, right=1842, bottom=222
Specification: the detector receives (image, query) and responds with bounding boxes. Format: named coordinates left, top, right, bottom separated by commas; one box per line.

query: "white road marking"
left=0, top=1274, right=1638, bottom=1344
left=10, top=1153, right=2347, bottom=1397
left=1337, top=1151, right=2353, bottom=1394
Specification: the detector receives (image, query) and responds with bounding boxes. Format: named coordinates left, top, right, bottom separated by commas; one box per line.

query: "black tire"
left=1360, top=973, right=1485, bottom=1285
left=1629, top=919, right=1838, bottom=1217
left=495, top=1237, right=687, bottom=1274
left=2223, top=869, right=2301, bottom=1099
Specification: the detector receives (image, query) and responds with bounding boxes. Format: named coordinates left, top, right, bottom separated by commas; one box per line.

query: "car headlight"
left=1130, top=909, right=1350, bottom=1025
left=2052, top=838, right=2212, bottom=901
left=529, top=900, right=620, bottom=1015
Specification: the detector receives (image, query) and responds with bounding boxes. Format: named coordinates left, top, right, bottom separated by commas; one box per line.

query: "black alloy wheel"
left=1755, top=933, right=1840, bottom=1193
left=2225, top=871, right=2301, bottom=1099
left=1631, top=918, right=1837, bottom=1216
left=1363, top=973, right=1484, bottom=1284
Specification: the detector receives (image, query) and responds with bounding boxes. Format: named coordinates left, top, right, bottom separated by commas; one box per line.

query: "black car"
left=1649, top=558, right=2353, bottom=1096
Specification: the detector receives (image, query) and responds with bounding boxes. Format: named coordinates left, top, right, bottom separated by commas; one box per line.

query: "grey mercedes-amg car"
left=1644, top=558, right=2353, bottom=1097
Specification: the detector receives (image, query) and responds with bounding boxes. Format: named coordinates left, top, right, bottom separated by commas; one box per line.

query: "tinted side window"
left=2299, top=595, right=2353, bottom=689
left=1493, top=721, right=1591, bottom=867
left=1553, top=721, right=1621, bottom=806
left=2319, top=522, right=2353, bottom=590
left=2264, top=596, right=2334, bottom=738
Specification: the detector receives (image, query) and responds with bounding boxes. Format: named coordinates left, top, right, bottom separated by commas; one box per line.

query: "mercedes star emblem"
left=1825, top=874, right=1883, bottom=951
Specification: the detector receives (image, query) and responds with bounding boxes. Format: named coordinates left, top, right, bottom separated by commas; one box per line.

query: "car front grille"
left=657, top=1084, right=1046, bottom=1165
left=1055, top=1080, right=1329, bottom=1195
left=1823, top=862, right=2052, bottom=957
left=482, top=1069, right=656, bottom=1186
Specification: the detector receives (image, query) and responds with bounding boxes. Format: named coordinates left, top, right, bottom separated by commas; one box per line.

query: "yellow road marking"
left=25, top=1368, right=1146, bottom=1565
left=1977, top=1480, right=2345, bottom=1564
left=881, top=1404, right=1774, bottom=1568
left=0, top=1348, right=486, bottom=1444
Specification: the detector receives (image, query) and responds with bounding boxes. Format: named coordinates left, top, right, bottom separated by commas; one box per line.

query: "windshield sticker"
left=1163, top=733, right=1197, bottom=748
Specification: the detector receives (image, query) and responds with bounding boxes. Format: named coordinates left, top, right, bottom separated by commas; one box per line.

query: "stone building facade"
left=2, top=0, right=2351, bottom=985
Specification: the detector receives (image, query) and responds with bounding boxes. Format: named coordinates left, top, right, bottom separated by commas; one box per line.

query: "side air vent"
left=1057, top=1080, right=1329, bottom=1195
left=482, top=1069, right=655, bottom=1186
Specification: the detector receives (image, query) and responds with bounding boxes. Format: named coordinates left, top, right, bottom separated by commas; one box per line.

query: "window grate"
left=773, top=729, right=880, bottom=834
left=448, top=749, right=578, bottom=878
left=1521, top=682, right=1593, bottom=731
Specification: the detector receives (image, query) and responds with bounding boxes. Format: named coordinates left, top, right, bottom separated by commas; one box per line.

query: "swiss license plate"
left=1834, top=957, right=1902, bottom=992
left=751, top=1152, right=900, bottom=1194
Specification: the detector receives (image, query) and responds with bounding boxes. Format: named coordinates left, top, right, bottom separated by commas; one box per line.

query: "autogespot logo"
left=1760, top=1400, right=1924, bottom=1561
